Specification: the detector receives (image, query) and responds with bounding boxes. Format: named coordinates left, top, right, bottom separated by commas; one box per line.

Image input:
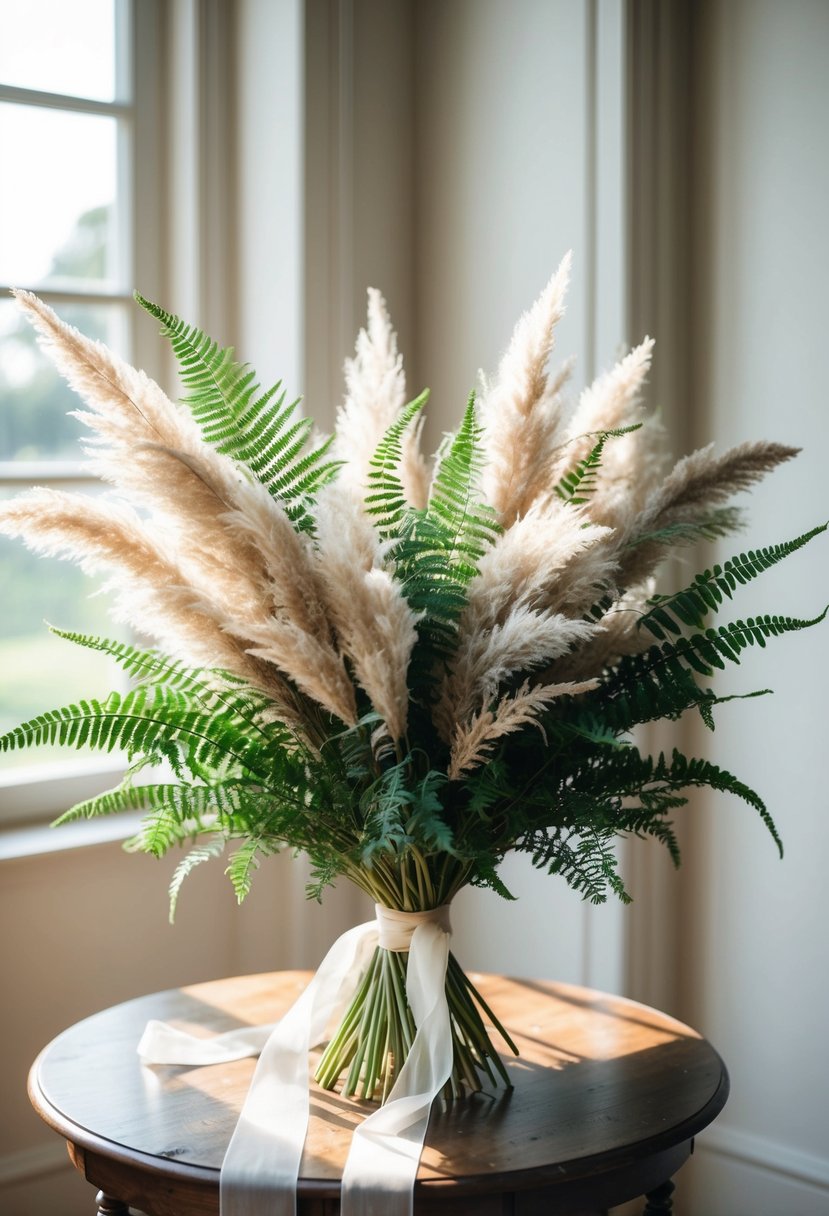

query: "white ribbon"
left=138, top=905, right=453, bottom=1216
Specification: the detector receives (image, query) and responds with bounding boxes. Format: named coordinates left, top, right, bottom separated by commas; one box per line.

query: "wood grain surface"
left=29, top=971, right=728, bottom=1213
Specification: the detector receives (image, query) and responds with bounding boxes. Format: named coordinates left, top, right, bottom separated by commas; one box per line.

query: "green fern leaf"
left=427, top=391, right=501, bottom=568
left=227, top=838, right=273, bottom=903
left=595, top=608, right=827, bottom=731
left=364, top=392, right=429, bottom=535
left=135, top=294, right=338, bottom=521
left=640, top=523, right=828, bottom=639
left=168, top=836, right=226, bottom=922
left=380, top=394, right=500, bottom=671
left=0, top=686, right=273, bottom=782
left=48, top=629, right=276, bottom=738
left=553, top=425, right=642, bottom=505
left=655, top=749, right=782, bottom=856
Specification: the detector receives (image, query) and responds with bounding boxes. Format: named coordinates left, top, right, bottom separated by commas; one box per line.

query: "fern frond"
left=364, top=392, right=429, bottom=535
left=660, top=610, right=828, bottom=674
left=524, top=825, right=629, bottom=904
left=227, top=837, right=276, bottom=903
left=639, top=523, right=828, bottom=639
left=428, top=392, right=501, bottom=570
left=135, top=294, right=337, bottom=519
left=553, top=425, right=642, bottom=505
left=55, top=778, right=249, bottom=828
left=48, top=629, right=278, bottom=738
left=594, top=608, right=827, bottom=731
left=0, top=686, right=274, bottom=781
left=168, top=836, right=226, bottom=921
left=654, top=749, right=782, bottom=856
left=383, top=395, right=500, bottom=669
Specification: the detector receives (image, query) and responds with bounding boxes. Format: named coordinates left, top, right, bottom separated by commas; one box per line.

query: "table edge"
left=29, top=1040, right=730, bottom=1198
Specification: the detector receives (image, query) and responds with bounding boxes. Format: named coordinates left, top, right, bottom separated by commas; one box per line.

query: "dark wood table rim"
left=28, top=972, right=730, bottom=1209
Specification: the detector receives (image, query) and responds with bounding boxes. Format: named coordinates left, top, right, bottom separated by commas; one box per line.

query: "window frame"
left=0, top=0, right=168, bottom=827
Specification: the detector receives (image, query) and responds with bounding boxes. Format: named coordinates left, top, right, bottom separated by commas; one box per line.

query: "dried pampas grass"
left=5, top=267, right=799, bottom=755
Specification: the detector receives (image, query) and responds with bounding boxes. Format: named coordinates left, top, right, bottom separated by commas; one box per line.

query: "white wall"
left=676, top=3, right=829, bottom=1212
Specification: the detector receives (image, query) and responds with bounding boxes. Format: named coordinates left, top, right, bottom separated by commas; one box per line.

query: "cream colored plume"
left=12, top=290, right=282, bottom=621
left=550, top=584, right=656, bottom=682
left=448, top=677, right=598, bottom=780
left=244, top=620, right=357, bottom=727
left=13, top=290, right=200, bottom=453
left=618, top=439, right=799, bottom=587
left=554, top=337, right=654, bottom=482
left=463, top=499, right=614, bottom=632
left=314, top=481, right=420, bottom=740
left=479, top=254, right=573, bottom=524
left=584, top=413, right=670, bottom=534
left=434, top=605, right=597, bottom=740
left=0, top=487, right=293, bottom=707
left=334, top=288, right=430, bottom=507
left=638, top=439, right=799, bottom=527
left=222, top=477, right=358, bottom=726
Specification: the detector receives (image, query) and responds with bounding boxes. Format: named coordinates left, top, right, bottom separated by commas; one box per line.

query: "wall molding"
left=581, top=0, right=627, bottom=998
left=698, top=1123, right=829, bottom=1193
left=620, top=0, right=697, bottom=1014
left=303, top=0, right=357, bottom=432
left=0, top=1141, right=69, bottom=1187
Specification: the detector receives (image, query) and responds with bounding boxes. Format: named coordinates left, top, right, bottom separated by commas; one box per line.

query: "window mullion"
left=0, top=84, right=130, bottom=119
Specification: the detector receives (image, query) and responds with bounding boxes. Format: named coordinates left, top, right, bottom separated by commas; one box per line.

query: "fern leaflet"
left=135, top=294, right=338, bottom=521
left=640, top=523, right=828, bottom=639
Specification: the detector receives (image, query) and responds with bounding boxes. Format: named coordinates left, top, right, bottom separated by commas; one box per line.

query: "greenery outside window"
left=0, top=0, right=163, bottom=818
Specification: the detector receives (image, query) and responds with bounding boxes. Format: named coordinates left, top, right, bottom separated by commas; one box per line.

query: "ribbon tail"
left=340, top=922, right=452, bottom=1216
left=137, top=1019, right=277, bottom=1065
left=220, top=921, right=377, bottom=1216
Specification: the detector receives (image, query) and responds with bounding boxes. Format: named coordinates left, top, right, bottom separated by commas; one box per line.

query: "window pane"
left=0, top=0, right=117, bottom=102
left=0, top=104, right=122, bottom=288
left=0, top=300, right=129, bottom=461
left=0, top=499, right=128, bottom=771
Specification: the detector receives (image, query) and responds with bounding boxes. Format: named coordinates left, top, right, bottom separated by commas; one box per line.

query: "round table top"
left=30, top=970, right=728, bottom=1204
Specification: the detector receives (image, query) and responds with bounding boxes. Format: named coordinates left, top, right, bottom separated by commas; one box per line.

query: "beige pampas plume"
left=13, top=290, right=282, bottom=620
left=639, top=439, right=799, bottom=525
left=243, top=620, right=357, bottom=727
left=11, top=290, right=359, bottom=728
left=479, top=253, right=573, bottom=525
left=0, top=487, right=292, bottom=706
left=448, top=677, right=598, bottom=780
left=618, top=439, right=799, bottom=587
left=112, top=443, right=276, bottom=620
left=13, top=290, right=195, bottom=452
left=334, top=289, right=430, bottom=508
left=464, top=499, right=613, bottom=631
left=221, top=478, right=358, bottom=726
left=550, top=584, right=656, bottom=682
left=434, top=604, right=597, bottom=740
left=314, top=482, right=420, bottom=740
left=553, top=337, right=655, bottom=481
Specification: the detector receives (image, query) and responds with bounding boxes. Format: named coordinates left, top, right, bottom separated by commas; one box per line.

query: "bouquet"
left=1, top=254, right=824, bottom=1102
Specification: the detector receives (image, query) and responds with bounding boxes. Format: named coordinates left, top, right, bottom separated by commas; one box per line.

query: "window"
left=0, top=0, right=163, bottom=817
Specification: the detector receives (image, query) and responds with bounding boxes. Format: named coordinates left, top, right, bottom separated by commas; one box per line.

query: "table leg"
left=95, top=1191, right=130, bottom=1215
left=642, top=1179, right=675, bottom=1214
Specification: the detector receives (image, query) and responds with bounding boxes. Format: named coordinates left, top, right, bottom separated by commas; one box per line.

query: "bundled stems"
left=315, top=947, right=517, bottom=1101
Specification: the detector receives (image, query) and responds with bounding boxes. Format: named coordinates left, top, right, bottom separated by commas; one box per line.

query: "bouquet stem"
left=315, top=947, right=517, bottom=1101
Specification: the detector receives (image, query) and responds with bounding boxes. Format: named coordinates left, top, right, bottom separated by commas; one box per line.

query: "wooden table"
left=29, top=971, right=728, bottom=1216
